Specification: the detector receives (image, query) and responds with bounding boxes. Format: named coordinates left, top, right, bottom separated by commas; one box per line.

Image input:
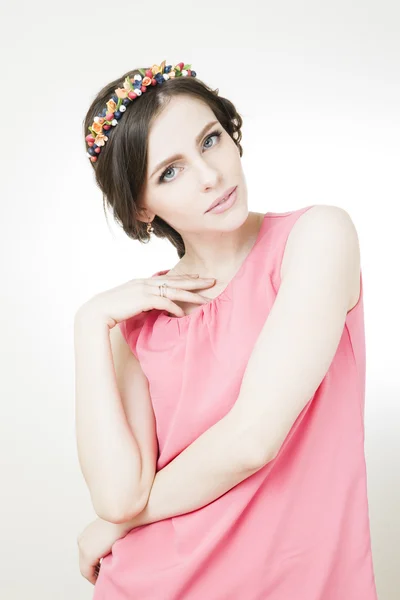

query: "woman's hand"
left=77, top=518, right=129, bottom=585
left=76, top=273, right=216, bottom=329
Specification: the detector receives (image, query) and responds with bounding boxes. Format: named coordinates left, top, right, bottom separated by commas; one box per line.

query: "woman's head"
left=83, top=66, right=246, bottom=259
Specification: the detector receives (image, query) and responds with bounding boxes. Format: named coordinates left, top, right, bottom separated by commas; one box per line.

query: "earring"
left=146, top=220, right=154, bottom=234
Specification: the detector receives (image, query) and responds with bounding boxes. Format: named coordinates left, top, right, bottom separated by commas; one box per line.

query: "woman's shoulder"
left=278, top=204, right=361, bottom=311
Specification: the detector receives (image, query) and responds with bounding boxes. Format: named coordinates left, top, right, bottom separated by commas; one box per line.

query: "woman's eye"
left=159, top=130, right=222, bottom=183
left=203, top=132, right=221, bottom=149
left=160, top=165, right=179, bottom=183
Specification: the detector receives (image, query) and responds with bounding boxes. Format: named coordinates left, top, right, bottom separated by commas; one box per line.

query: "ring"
left=159, top=283, right=168, bottom=297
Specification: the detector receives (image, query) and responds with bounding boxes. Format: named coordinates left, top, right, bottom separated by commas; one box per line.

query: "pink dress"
left=94, top=206, right=378, bottom=599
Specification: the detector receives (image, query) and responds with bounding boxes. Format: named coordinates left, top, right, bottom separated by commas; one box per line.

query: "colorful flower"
left=151, top=60, right=166, bottom=76
left=106, top=99, right=117, bottom=113
left=94, top=133, right=108, bottom=146
left=92, top=121, right=104, bottom=134
left=115, top=87, right=129, bottom=100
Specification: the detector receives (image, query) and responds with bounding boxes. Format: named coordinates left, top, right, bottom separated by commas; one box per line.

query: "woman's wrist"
left=74, top=302, right=110, bottom=331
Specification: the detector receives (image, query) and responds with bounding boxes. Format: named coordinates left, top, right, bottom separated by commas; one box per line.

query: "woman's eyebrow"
left=150, top=120, right=219, bottom=179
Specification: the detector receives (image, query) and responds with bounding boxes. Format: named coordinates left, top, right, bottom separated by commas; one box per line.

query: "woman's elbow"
left=93, top=492, right=146, bottom=524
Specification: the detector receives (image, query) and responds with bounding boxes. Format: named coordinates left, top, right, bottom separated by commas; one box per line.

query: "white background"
left=1, top=1, right=398, bottom=598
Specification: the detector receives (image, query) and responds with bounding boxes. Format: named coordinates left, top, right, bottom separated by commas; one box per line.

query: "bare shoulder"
left=280, top=204, right=361, bottom=311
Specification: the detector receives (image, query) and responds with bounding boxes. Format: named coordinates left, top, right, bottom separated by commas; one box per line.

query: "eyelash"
left=158, top=129, right=223, bottom=184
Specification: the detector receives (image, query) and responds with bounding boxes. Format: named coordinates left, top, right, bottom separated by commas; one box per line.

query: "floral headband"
left=85, top=60, right=196, bottom=162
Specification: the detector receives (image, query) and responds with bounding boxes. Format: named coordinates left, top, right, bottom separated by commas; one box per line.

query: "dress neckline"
left=153, top=212, right=270, bottom=323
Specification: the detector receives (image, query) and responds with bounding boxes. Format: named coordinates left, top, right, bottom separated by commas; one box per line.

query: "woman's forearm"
left=118, top=411, right=263, bottom=534
left=74, top=310, right=146, bottom=523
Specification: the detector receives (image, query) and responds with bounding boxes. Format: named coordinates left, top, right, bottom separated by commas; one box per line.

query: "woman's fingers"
left=148, top=276, right=215, bottom=303
left=148, top=275, right=215, bottom=290
left=163, top=286, right=211, bottom=304
left=140, top=274, right=217, bottom=317
left=79, top=556, right=100, bottom=585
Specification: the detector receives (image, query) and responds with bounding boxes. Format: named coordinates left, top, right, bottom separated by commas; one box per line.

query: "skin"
left=136, top=95, right=266, bottom=310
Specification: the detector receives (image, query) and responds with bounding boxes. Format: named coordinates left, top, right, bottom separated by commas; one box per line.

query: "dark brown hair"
left=83, top=67, right=244, bottom=258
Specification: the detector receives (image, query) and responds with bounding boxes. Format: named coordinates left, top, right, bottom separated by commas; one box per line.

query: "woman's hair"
left=83, top=67, right=244, bottom=258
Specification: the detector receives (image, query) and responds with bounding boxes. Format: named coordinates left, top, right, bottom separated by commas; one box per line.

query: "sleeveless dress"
left=93, top=206, right=378, bottom=600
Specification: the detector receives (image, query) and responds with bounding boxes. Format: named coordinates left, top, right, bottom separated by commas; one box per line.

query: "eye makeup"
left=158, top=129, right=223, bottom=184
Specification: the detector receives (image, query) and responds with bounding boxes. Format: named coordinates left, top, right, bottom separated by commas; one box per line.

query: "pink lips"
left=205, top=186, right=238, bottom=214
left=205, top=186, right=237, bottom=213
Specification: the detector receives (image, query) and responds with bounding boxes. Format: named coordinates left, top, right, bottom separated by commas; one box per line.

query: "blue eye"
left=158, top=129, right=223, bottom=184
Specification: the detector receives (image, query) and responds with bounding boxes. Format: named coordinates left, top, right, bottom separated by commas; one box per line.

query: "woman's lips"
left=205, top=186, right=237, bottom=213
left=206, top=186, right=238, bottom=214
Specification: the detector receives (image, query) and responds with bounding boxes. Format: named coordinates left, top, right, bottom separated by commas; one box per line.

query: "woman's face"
left=139, top=95, right=248, bottom=235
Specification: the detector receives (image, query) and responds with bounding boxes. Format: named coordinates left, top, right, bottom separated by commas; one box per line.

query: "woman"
left=75, top=61, right=378, bottom=599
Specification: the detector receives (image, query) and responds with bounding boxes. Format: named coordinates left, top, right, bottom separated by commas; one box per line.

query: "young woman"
left=75, top=61, right=378, bottom=599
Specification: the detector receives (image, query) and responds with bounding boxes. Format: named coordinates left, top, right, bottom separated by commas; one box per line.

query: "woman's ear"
left=136, top=205, right=154, bottom=224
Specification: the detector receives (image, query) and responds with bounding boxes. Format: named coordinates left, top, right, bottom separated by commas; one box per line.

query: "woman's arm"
left=116, top=411, right=263, bottom=533
left=117, top=205, right=360, bottom=534
left=74, top=313, right=157, bottom=523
